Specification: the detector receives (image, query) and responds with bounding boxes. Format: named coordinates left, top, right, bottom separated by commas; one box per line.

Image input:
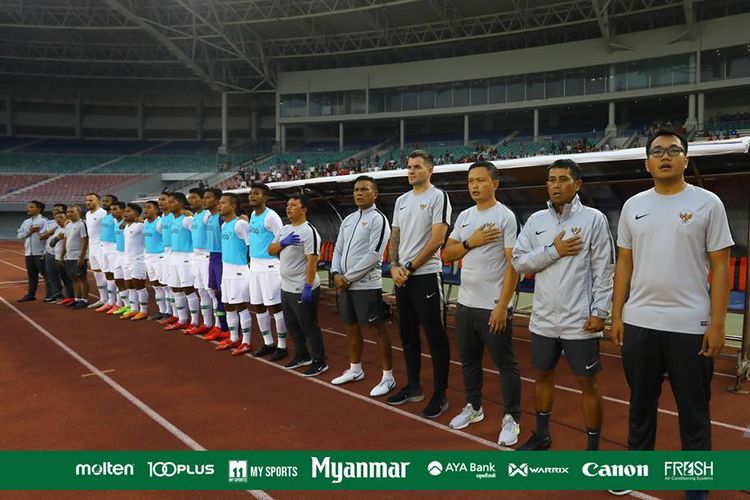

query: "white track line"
left=321, top=327, right=749, bottom=434
left=0, top=296, right=273, bottom=500
left=0, top=258, right=26, bottom=272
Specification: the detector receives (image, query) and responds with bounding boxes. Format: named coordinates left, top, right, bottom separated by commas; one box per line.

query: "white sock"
left=94, top=272, right=108, bottom=302
left=169, top=289, right=179, bottom=317
left=227, top=310, right=240, bottom=342
left=198, top=289, right=213, bottom=327
left=382, top=370, right=394, bottom=381
left=350, top=362, right=363, bottom=374
left=186, top=292, right=200, bottom=326
left=255, top=311, right=273, bottom=345
left=273, top=311, right=287, bottom=349
left=107, top=281, right=117, bottom=305
left=137, top=288, right=149, bottom=314
left=154, top=286, right=166, bottom=314
left=118, top=290, right=128, bottom=308
left=128, top=289, right=139, bottom=313
left=239, top=309, right=252, bottom=345
left=173, top=291, right=187, bottom=324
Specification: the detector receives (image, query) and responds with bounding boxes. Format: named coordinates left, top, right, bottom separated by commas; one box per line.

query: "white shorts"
left=88, top=244, right=104, bottom=271
left=100, top=242, right=116, bottom=273
left=161, top=248, right=173, bottom=285
left=145, top=253, right=164, bottom=283
left=123, top=257, right=146, bottom=281
left=248, top=259, right=281, bottom=306
left=221, top=263, right=250, bottom=305
left=168, top=252, right=195, bottom=288
left=192, top=250, right=210, bottom=289
left=112, top=252, right=126, bottom=280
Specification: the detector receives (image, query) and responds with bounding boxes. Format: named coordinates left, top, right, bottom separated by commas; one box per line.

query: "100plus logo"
left=147, top=461, right=215, bottom=478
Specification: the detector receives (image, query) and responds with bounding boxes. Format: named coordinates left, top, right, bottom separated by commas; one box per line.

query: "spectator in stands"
left=611, top=128, right=733, bottom=461
left=40, top=203, right=67, bottom=303
left=386, top=150, right=452, bottom=419
left=16, top=200, right=49, bottom=302
left=512, top=159, right=614, bottom=451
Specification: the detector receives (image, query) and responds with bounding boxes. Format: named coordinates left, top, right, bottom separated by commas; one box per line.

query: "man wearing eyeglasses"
left=612, top=128, right=733, bottom=459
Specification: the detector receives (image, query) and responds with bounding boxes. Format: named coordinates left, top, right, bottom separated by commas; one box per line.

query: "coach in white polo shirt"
left=612, top=128, right=734, bottom=454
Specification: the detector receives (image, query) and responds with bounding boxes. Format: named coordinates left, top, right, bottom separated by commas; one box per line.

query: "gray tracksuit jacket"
left=331, top=205, right=391, bottom=291
left=512, top=195, right=614, bottom=340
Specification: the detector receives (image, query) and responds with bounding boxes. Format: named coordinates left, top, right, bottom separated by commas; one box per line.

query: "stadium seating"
left=0, top=174, right=51, bottom=195
left=98, top=154, right=218, bottom=173
left=2, top=174, right=146, bottom=203
left=729, top=256, right=747, bottom=313
left=0, top=137, right=34, bottom=151
left=0, top=153, right=115, bottom=173
left=17, top=138, right=158, bottom=155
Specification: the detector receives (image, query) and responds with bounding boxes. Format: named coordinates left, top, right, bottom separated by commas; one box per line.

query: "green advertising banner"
left=0, top=451, right=746, bottom=490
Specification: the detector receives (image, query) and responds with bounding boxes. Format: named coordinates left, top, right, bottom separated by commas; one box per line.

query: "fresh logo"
left=664, top=461, right=714, bottom=481
left=311, top=457, right=410, bottom=484
left=229, top=460, right=248, bottom=483
left=75, top=462, right=134, bottom=476
left=147, top=462, right=215, bottom=478
left=427, top=461, right=443, bottom=476
left=582, top=463, right=648, bottom=477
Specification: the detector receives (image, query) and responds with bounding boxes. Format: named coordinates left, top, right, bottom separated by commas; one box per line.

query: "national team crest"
left=420, top=204, right=428, bottom=210
left=570, top=227, right=582, bottom=236
left=679, top=210, right=693, bottom=224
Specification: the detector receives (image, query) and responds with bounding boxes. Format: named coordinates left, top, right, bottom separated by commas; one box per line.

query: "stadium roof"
left=2, top=0, right=749, bottom=94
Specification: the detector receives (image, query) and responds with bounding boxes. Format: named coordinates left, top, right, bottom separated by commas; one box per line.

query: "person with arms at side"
left=268, top=195, right=327, bottom=376
left=183, top=188, right=213, bottom=335
left=202, top=188, right=231, bottom=341
left=386, top=150, right=452, bottom=419
left=442, top=161, right=522, bottom=446
left=142, top=200, right=169, bottom=320
left=95, top=194, right=120, bottom=313
left=84, top=192, right=110, bottom=309
left=330, top=175, right=395, bottom=396
left=512, top=159, right=614, bottom=451
left=611, top=129, right=733, bottom=500
left=106, top=202, right=130, bottom=316
left=120, top=203, right=149, bottom=321
left=60, top=205, right=90, bottom=309
left=16, top=200, right=48, bottom=302
left=164, top=192, right=198, bottom=332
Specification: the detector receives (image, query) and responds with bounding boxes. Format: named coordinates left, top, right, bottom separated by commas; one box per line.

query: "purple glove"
left=300, top=284, right=313, bottom=304
left=280, top=232, right=301, bottom=248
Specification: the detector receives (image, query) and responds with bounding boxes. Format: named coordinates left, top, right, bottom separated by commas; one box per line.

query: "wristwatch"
left=404, top=261, right=414, bottom=273
left=462, top=240, right=472, bottom=250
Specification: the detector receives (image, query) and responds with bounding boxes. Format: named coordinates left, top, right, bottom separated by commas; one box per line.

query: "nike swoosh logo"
left=426, top=292, right=437, bottom=299
left=368, top=316, right=379, bottom=322
left=535, top=230, right=546, bottom=235
left=635, top=214, right=649, bottom=220
left=399, top=207, right=406, bottom=210
left=461, top=224, right=470, bottom=228
left=297, top=300, right=304, bottom=304
left=585, top=361, right=599, bottom=370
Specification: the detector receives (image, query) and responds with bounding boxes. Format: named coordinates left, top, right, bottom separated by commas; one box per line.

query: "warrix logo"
left=508, top=463, right=569, bottom=477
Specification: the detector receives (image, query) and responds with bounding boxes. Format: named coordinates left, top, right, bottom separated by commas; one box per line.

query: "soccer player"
left=143, top=200, right=169, bottom=320
left=164, top=192, right=197, bottom=331
left=96, top=194, right=119, bottom=313
left=16, top=200, right=48, bottom=302
left=512, top=159, right=614, bottom=451
left=158, top=192, right=178, bottom=324
left=184, top=188, right=212, bottom=335
left=611, top=128, right=733, bottom=455
left=330, top=176, right=395, bottom=396
left=442, top=161, right=522, bottom=445
left=84, top=192, right=110, bottom=309
left=120, top=203, right=149, bottom=321
left=214, top=193, right=254, bottom=356
left=268, top=195, right=326, bottom=375
left=202, top=188, right=230, bottom=341
left=60, top=205, right=89, bottom=309
left=386, top=150, right=452, bottom=419
left=106, top=202, right=130, bottom=316
left=246, top=182, right=289, bottom=361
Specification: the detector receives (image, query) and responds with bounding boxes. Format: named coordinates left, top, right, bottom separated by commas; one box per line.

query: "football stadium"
left=1, top=0, right=749, bottom=498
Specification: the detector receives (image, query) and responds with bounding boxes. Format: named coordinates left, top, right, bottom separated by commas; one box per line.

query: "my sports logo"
left=228, top=460, right=248, bottom=483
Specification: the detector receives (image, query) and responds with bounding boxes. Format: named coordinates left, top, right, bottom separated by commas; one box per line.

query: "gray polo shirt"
left=63, top=220, right=88, bottom=260
left=618, top=184, right=734, bottom=334
left=43, top=219, right=60, bottom=255
left=449, top=202, right=517, bottom=310
left=391, top=185, right=452, bottom=276
left=275, top=221, right=322, bottom=293
left=331, top=205, right=390, bottom=290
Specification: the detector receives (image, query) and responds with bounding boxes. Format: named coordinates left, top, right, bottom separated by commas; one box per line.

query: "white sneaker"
left=498, top=414, right=520, bottom=446
left=449, top=404, right=484, bottom=430
left=88, top=299, right=106, bottom=309
left=607, top=491, right=633, bottom=496
left=331, top=369, right=364, bottom=385
left=369, top=377, right=396, bottom=397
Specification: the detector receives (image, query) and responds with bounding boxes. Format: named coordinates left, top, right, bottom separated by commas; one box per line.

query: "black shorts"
left=530, top=333, right=601, bottom=377
left=338, top=288, right=385, bottom=326
left=64, top=259, right=87, bottom=278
